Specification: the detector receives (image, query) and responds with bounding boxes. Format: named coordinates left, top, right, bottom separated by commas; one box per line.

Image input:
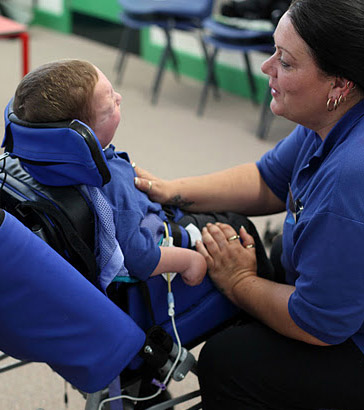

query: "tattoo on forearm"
left=171, top=195, right=194, bottom=209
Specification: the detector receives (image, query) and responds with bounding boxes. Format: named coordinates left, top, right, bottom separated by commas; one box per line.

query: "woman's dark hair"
left=288, top=0, right=364, bottom=92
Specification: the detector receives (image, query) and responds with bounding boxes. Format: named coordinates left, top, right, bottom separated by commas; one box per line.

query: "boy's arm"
left=150, top=247, right=207, bottom=286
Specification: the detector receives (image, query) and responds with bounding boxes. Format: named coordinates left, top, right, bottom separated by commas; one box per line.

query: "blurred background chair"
left=0, top=15, right=29, bottom=77
left=196, top=17, right=274, bottom=138
left=115, top=0, right=214, bottom=105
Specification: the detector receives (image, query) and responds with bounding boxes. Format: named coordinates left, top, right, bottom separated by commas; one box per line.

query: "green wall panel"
left=33, top=8, right=71, bottom=33
left=71, top=0, right=121, bottom=23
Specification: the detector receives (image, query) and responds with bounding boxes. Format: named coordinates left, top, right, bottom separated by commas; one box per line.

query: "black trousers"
left=177, top=211, right=275, bottom=280
left=197, top=317, right=364, bottom=410
left=196, top=231, right=364, bottom=410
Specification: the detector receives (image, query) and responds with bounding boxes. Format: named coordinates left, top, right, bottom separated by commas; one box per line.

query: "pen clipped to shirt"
left=288, top=183, right=304, bottom=223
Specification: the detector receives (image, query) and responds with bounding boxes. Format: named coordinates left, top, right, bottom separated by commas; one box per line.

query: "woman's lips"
left=270, top=85, right=279, bottom=97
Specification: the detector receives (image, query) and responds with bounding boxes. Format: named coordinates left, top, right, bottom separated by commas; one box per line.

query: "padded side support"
left=2, top=100, right=111, bottom=187
left=0, top=210, right=145, bottom=393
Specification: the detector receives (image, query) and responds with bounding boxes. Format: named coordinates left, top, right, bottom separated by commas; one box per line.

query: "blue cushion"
left=203, top=17, right=274, bottom=40
left=120, top=0, right=213, bottom=19
left=0, top=211, right=145, bottom=392
left=2, top=100, right=111, bottom=187
left=121, top=11, right=201, bottom=31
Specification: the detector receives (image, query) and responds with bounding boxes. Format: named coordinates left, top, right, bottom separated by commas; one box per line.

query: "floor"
left=0, top=25, right=294, bottom=409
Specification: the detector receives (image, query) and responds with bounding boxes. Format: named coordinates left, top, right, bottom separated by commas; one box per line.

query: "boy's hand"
left=179, top=251, right=207, bottom=286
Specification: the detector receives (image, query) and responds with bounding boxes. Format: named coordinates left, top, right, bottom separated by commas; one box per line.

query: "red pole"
left=20, top=31, right=29, bottom=76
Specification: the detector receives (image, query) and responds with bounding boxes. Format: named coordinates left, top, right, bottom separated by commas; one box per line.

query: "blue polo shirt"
left=100, top=146, right=166, bottom=280
left=257, top=99, right=364, bottom=352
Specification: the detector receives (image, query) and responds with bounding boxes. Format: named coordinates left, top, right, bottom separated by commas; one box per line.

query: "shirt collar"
left=313, top=99, right=364, bottom=161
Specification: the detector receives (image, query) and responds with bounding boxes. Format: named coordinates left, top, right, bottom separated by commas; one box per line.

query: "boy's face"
left=91, top=67, right=122, bottom=148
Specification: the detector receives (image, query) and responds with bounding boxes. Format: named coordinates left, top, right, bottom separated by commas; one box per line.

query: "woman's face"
left=91, top=67, right=122, bottom=148
left=261, top=13, right=333, bottom=133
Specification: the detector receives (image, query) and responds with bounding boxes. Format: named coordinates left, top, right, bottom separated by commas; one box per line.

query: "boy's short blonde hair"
left=13, top=59, right=99, bottom=125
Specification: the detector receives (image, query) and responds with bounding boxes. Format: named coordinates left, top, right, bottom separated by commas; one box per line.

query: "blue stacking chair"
left=115, top=0, right=214, bottom=104
left=197, top=17, right=275, bottom=138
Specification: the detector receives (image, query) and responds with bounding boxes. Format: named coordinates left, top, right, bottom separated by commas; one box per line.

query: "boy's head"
left=13, top=59, right=121, bottom=148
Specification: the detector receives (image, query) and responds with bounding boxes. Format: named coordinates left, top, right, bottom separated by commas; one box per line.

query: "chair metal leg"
left=167, top=30, right=179, bottom=82
left=197, top=47, right=219, bottom=116
left=151, top=24, right=176, bottom=105
left=146, top=389, right=201, bottom=410
left=198, top=33, right=219, bottom=100
left=85, top=391, right=103, bottom=410
left=242, top=51, right=258, bottom=105
left=0, top=359, right=30, bottom=373
left=114, top=26, right=132, bottom=86
left=151, top=41, right=170, bottom=104
left=256, top=84, right=274, bottom=139
left=0, top=353, right=8, bottom=361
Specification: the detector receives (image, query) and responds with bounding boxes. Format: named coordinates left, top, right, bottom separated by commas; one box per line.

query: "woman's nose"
left=261, top=54, right=275, bottom=76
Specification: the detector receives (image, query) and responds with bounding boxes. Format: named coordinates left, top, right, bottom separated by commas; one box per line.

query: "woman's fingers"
left=215, top=223, right=256, bottom=250
left=200, top=226, right=221, bottom=262
left=134, top=167, right=167, bottom=203
left=239, top=226, right=256, bottom=249
left=133, top=165, right=158, bottom=193
left=196, top=239, right=215, bottom=271
left=134, top=176, right=153, bottom=194
left=133, top=164, right=154, bottom=180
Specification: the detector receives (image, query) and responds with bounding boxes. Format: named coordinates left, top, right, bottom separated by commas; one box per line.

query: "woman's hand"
left=133, top=165, right=171, bottom=204
left=196, top=223, right=257, bottom=302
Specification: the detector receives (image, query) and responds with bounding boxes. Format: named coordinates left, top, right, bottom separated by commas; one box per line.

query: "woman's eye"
left=279, top=57, right=290, bottom=68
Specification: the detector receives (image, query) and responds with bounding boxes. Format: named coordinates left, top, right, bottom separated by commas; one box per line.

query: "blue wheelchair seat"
left=1, top=98, right=241, bottom=397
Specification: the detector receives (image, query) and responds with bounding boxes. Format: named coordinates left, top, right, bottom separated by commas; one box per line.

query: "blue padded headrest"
left=120, top=0, right=213, bottom=19
left=2, top=99, right=111, bottom=187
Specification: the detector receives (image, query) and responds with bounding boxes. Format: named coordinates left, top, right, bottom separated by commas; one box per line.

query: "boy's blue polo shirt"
left=257, top=100, right=364, bottom=352
left=100, top=146, right=166, bottom=280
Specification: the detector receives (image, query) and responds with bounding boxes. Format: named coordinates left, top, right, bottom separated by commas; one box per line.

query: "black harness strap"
left=138, top=281, right=156, bottom=326
left=19, top=200, right=99, bottom=287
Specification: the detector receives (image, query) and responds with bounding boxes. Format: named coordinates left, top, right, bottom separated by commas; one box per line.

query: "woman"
left=134, top=0, right=364, bottom=408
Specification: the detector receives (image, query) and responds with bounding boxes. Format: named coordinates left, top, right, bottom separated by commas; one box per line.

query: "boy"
left=12, top=59, right=207, bottom=289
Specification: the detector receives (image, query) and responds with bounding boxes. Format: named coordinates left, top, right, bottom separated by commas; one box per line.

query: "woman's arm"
left=135, top=163, right=285, bottom=216
left=231, top=275, right=329, bottom=345
left=196, top=223, right=330, bottom=346
left=150, top=246, right=207, bottom=286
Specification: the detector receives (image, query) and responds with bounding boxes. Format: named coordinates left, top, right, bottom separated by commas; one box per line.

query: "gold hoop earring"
left=334, top=98, right=339, bottom=110
left=346, top=81, right=356, bottom=90
left=327, top=97, right=334, bottom=112
left=338, top=94, right=346, bottom=105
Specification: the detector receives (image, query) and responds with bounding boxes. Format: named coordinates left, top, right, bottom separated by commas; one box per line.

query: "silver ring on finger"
left=148, top=180, right=153, bottom=191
